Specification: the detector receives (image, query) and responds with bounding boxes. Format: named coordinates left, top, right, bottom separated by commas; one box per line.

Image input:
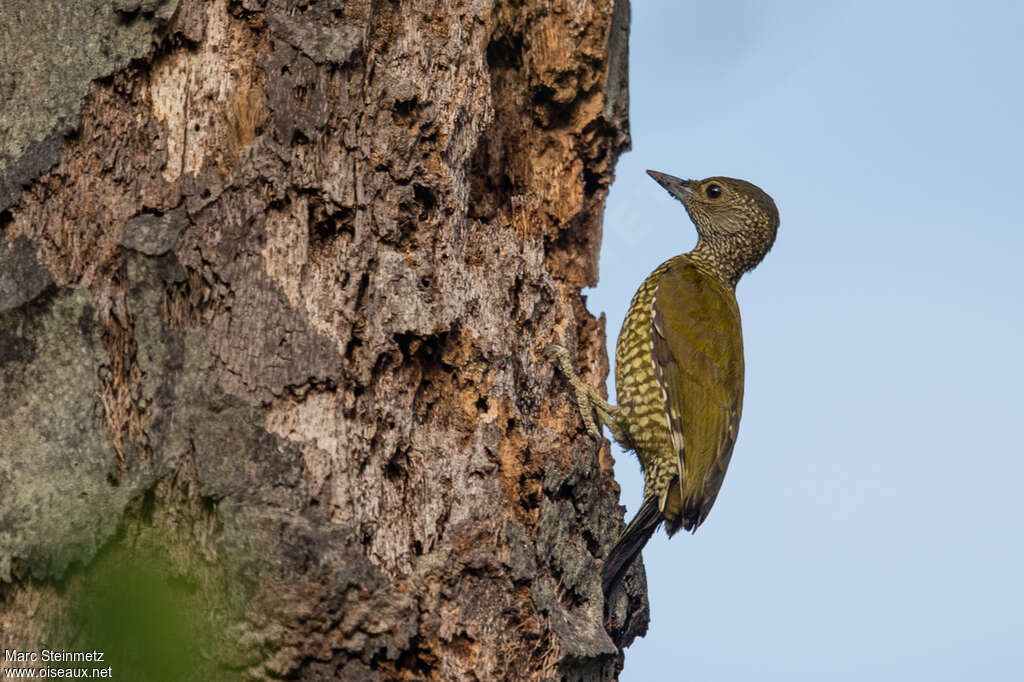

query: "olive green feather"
left=650, top=258, right=743, bottom=532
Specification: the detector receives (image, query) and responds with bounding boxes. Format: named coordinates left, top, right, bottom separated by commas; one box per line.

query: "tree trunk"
left=0, top=0, right=644, bottom=679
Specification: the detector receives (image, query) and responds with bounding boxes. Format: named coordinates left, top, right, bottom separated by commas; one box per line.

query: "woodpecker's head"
left=647, top=170, right=779, bottom=284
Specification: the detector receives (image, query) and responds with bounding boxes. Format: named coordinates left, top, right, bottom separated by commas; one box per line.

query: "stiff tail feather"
left=601, top=496, right=662, bottom=597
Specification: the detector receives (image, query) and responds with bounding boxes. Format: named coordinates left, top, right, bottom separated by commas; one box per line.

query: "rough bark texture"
left=0, top=0, right=646, bottom=679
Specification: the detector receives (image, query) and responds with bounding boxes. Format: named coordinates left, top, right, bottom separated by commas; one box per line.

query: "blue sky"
left=593, top=2, right=1024, bottom=679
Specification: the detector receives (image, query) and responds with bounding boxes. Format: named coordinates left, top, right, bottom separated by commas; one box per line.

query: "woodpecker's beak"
left=647, top=170, right=693, bottom=204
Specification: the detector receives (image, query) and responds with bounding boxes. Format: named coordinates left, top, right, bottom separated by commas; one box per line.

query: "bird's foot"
left=545, top=343, right=602, bottom=440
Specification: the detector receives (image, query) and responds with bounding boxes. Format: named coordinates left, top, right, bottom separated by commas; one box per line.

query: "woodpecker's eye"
left=705, top=183, right=722, bottom=199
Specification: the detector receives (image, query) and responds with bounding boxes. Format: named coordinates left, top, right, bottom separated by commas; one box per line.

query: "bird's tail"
left=602, top=496, right=662, bottom=597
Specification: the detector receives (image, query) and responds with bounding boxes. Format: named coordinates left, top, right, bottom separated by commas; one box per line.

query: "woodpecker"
left=549, top=170, right=779, bottom=596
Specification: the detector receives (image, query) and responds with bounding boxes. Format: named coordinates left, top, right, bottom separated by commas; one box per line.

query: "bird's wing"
left=650, top=260, right=744, bottom=526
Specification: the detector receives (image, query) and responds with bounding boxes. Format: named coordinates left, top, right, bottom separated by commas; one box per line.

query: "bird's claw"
left=546, top=342, right=603, bottom=440
left=544, top=343, right=568, bottom=360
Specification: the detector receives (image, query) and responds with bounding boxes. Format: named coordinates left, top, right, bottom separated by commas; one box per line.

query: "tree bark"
left=0, top=0, right=645, bottom=679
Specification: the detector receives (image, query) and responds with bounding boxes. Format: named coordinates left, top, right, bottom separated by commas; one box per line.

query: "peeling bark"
left=0, top=0, right=645, bottom=678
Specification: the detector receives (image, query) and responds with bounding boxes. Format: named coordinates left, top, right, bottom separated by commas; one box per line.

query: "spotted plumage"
left=548, top=170, right=779, bottom=597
